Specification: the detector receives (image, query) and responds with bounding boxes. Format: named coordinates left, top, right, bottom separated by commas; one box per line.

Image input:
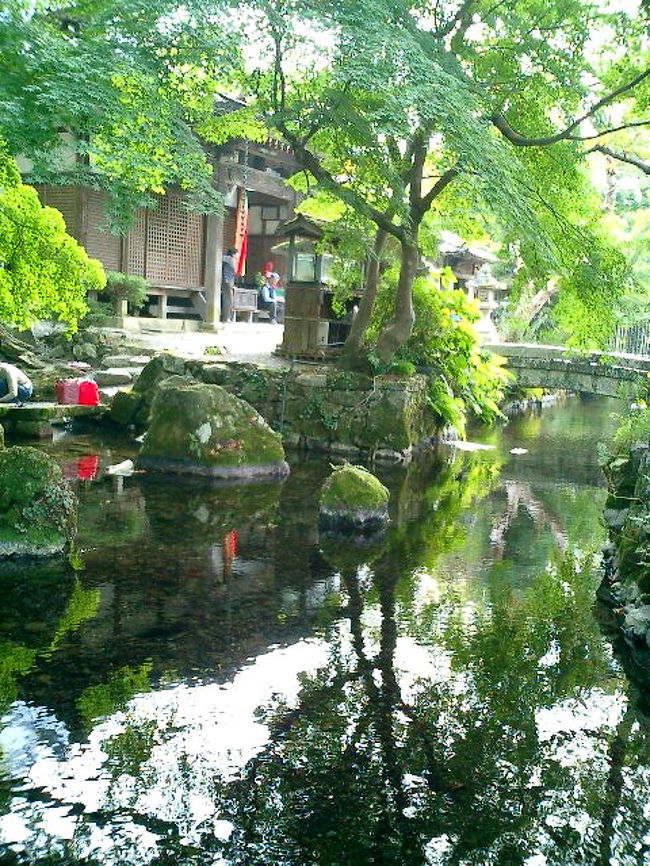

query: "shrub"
left=103, top=271, right=149, bottom=313
left=609, top=404, right=650, bottom=456
left=367, top=274, right=510, bottom=434
left=0, top=144, right=105, bottom=332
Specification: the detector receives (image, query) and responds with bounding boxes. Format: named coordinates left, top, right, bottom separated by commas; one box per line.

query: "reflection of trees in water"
left=220, top=553, right=650, bottom=866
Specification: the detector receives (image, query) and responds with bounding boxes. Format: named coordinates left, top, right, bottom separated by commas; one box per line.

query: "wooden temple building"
left=30, top=102, right=301, bottom=327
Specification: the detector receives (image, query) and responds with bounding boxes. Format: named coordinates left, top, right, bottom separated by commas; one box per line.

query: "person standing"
left=221, top=247, right=238, bottom=323
left=0, top=362, right=33, bottom=404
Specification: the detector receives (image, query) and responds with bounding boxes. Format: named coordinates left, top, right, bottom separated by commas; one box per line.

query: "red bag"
left=55, top=378, right=80, bottom=405
left=78, top=380, right=99, bottom=406
left=55, top=378, right=99, bottom=406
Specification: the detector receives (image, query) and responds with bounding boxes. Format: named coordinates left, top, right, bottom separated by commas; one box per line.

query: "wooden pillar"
left=158, top=293, right=168, bottom=320
left=204, top=211, right=224, bottom=328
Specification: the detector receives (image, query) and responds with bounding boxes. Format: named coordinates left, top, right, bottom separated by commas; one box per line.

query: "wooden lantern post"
left=277, top=216, right=331, bottom=357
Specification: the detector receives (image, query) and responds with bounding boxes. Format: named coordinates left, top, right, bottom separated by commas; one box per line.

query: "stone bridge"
left=483, top=343, right=650, bottom=397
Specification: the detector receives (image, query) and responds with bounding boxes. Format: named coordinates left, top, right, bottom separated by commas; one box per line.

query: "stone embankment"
left=600, top=442, right=650, bottom=657
left=110, top=355, right=441, bottom=462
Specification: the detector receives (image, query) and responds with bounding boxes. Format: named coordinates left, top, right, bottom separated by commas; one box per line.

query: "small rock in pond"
left=319, top=464, right=389, bottom=532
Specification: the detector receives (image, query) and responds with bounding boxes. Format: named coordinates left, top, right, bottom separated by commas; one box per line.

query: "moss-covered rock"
left=0, top=446, right=77, bottom=556
left=133, top=353, right=187, bottom=395
left=109, top=389, right=142, bottom=427
left=319, top=464, right=389, bottom=531
left=137, top=383, right=289, bottom=480
left=110, top=356, right=195, bottom=430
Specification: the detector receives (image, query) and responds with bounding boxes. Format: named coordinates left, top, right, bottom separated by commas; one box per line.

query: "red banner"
left=234, top=188, right=248, bottom=276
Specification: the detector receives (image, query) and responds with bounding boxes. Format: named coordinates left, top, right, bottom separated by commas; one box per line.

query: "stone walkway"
left=117, top=322, right=288, bottom=367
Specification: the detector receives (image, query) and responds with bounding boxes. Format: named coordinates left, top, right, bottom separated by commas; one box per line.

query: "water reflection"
left=1, top=397, right=649, bottom=864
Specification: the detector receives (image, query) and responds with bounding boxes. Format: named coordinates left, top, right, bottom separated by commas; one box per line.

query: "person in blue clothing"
left=259, top=272, right=281, bottom=323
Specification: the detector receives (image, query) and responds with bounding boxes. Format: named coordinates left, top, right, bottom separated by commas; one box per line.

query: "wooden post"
left=202, top=159, right=231, bottom=329
left=204, top=211, right=225, bottom=328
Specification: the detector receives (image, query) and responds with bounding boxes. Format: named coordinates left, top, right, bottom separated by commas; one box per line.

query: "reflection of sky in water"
left=0, top=641, right=330, bottom=855
left=0, top=610, right=635, bottom=863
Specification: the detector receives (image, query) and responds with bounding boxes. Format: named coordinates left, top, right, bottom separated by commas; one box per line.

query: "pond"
left=0, top=395, right=648, bottom=866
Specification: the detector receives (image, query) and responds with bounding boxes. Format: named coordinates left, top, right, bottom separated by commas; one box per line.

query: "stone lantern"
left=466, top=264, right=507, bottom=342
left=276, top=215, right=340, bottom=357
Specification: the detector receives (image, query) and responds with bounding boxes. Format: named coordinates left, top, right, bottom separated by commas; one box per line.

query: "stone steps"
left=0, top=402, right=106, bottom=438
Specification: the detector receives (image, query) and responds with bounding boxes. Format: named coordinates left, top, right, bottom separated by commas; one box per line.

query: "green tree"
left=236, top=0, right=649, bottom=360
left=0, top=145, right=104, bottom=332
left=0, top=0, right=242, bottom=221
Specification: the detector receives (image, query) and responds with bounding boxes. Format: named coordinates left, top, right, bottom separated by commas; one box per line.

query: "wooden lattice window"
left=36, top=186, right=80, bottom=238
left=145, top=193, right=204, bottom=287
left=127, top=208, right=147, bottom=278
left=85, top=190, right=121, bottom=271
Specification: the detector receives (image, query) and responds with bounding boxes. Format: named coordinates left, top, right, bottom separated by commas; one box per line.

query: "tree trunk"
left=0, top=324, right=44, bottom=371
left=375, top=239, right=418, bottom=363
left=339, top=228, right=387, bottom=371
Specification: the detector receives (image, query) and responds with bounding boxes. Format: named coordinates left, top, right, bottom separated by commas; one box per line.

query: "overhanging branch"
left=418, top=166, right=459, bottom=215
left=491, top=67, right=650, bottom=147
left=587, top=145, right=650, bottom=175
left=275, top=120, right=406, bottom=241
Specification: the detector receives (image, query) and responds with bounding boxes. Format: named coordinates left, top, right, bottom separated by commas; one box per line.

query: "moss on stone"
left=319, top=464, right=389, bottom=527
left=110, top=390, right=142, bottom=427
left=137, top=383, right=288, bottom=479
left=0, top=446, right=77, bottom=556
left=133, top=353, right=187, bottom=395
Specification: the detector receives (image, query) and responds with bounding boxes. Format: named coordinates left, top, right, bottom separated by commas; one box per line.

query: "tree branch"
left=572, top=119, right=650, bottom=141
left=491, top=67, right=650, bottom=147
left=275, top=120, right=405, bottom=241
left=587, top=145, right=650, bottom=175
left=418, top=166, right=459, bottom=215
left=437, top=0, right=476, bottom=38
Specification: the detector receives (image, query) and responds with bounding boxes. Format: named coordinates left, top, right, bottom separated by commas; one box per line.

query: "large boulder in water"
left=0, top=446, right=77, bottom=556
left=136, top=382, right=289, bottom=480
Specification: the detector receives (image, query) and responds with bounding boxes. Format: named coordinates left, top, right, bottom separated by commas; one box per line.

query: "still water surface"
left=0, top=396, right=649, bottom=865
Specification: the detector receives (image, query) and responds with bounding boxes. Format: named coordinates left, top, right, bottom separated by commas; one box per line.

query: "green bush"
left=367, top=274, right=510, bottom=434
left=609, top=404, right=650, bottom=456
left=103, top=271, right=149, bottom=313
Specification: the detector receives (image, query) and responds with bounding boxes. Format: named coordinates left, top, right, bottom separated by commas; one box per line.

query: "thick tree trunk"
left=375, top=239, right=418, bottom=363
left=339, top=228, right=387, bottom=371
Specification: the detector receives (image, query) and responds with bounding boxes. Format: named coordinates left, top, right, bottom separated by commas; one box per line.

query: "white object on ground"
left=510, top=447, right=528, bottom=455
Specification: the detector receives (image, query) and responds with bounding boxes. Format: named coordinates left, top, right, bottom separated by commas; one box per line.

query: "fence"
left=609, top=323, right=650, bottom=357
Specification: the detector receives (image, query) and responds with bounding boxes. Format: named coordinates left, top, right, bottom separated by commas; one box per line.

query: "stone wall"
left=113, top=356, right=440, bottom=461
left=600, top=443, right=650, bottom=654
